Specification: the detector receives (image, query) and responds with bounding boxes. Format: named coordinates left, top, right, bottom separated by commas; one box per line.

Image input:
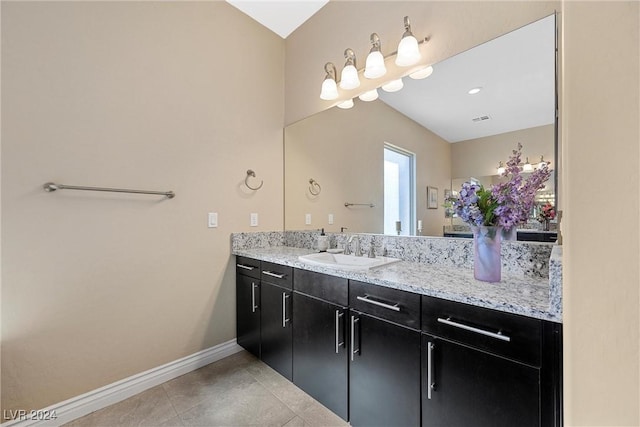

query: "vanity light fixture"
left=337, top=98, right=354, bottom=109
left=339, top=48, right=360, bottom=90
left=395, top=16, right=421, bottom=67
left=522, top=157, right=534, bottom=172
left=358, top=88, right=379, bottom=102
left=497, top=161, right=506, bottom=175
left=381, top=78, right=404, bottom=93
left=319, top=62, right=339, bottom=100
left=409, top=65, right=434, bottom=80
left=468, top=87, right=482, bottom=95
left=538, top=156, right=549, bottom=169
left=364, top=33, right=387, bottom=79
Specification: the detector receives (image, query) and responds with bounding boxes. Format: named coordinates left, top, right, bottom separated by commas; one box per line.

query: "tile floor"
left=65, top=350, right=348, bottom=427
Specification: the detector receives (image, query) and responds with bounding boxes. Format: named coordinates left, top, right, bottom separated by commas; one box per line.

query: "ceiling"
left=378, top=15, right=556, bottom=143
left=226, top=0, right=328, bottom=38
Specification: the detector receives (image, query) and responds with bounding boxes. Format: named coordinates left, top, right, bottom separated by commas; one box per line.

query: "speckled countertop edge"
left=234, top=246, right=562, bottom=323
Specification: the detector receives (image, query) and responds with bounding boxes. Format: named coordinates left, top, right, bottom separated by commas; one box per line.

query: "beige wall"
left=561, top=1, right=639, bottom=425
left=451, top=125, right=555, bottom=179
left=284, top=100, right=451, bottom=237
left=1, top=2, right=284, bottom=413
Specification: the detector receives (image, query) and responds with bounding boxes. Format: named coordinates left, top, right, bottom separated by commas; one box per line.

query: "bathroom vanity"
left=233, top=234, right=562, bottom=427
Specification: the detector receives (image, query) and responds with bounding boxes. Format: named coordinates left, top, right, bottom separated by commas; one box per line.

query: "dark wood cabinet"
left=260, top=281, right=293, bottom=380
left=349, top=311, right=421, bottom=427
left=422, top=334, right=539, bottom=427
left=422, top=295, right=562, bottom=427
left=235, top=256, right=562, bottom=427
left=292, top=292, right=348, bottom=420
left=236, top=258, right=261, bottom=358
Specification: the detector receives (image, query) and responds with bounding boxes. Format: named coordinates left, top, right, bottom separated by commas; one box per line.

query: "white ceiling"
left=379, top=15, right=556, bottom=143
left=226, top=0, right=328, bottom=38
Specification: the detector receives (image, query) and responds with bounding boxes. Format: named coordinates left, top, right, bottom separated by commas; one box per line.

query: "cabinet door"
left=349, top=311, right=421, bottom=427
left=422, top=334, right=540, bottom=427
left=293, top=292, right=348, bottom=420
left=261, top=282, right=293, bottom=380
left=236, top=274, right=260, bottom=357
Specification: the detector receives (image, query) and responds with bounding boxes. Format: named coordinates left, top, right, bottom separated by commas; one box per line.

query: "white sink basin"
left=298, top=252, right=401, bottom=271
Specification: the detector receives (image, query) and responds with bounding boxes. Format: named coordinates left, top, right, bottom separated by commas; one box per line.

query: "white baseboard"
left=2, top=339, right=243, bottom=427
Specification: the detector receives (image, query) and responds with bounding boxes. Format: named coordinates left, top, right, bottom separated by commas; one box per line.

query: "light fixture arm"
left=369, top=33, right=382, bottom=52
left=402, top=16, right=414, bottom=38
left=344, top=48, right=357, bottom=67
left=324, top=62, right=337, bottom=80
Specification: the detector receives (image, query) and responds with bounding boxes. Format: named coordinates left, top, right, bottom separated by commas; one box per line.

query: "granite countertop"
left=233, top=246, right=561, bottom=323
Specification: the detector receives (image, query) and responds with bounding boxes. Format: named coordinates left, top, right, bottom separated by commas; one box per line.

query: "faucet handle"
left=368, top=243, right=376, bottom=258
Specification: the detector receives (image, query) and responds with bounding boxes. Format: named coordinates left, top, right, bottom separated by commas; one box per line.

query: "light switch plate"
left=328, top=214, right=334, bottom=225
left=250, top=213, right=258, bottom=227
left=305, top=213, right=312, bottom=225
left=208, top=212, right=218, bottom=228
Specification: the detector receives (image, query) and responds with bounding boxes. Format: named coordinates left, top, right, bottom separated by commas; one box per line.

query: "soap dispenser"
left=317, top=228, right=329, bottom=252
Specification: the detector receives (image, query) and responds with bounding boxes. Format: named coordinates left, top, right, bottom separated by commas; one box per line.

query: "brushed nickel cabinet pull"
left=356, top=295, right=401, bottom=312
left=437, top=317, right=511, bottom=342
left=264, top=271, right=286, bottom=279
left=335, top=310, right=345, bottom=354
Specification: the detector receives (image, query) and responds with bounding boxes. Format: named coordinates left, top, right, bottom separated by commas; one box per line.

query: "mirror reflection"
left=284, top=14, right=556, bottom=237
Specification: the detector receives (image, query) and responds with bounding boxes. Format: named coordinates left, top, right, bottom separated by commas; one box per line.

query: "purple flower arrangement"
left=453, top=144, right=553, bottom=231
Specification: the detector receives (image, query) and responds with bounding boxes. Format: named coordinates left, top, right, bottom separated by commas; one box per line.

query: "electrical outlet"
left=305, top=213, right=312, bottom=225
left=208, top=212, right=218, bottom=228
left=328, top=214, right=334, bottom=225
left=250, top=213, right=258, bottom=227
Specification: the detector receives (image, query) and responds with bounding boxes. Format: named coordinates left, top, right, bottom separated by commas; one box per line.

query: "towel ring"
left=309, top=178, right=321, bottom=196
left=245, top=169, right=263, bottom=191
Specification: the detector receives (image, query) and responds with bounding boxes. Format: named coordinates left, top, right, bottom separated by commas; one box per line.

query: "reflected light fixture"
left=358, top=89, right=379, bottom=102
left=522, top=157, right=534, bottom=172
left=497, top=161, right=506, bottom=175
left=319, top=62, right=338, bottom=100
left=538, top=156, right=549, bottom=169
left=409, top=65, right=433, bottom=80
left=381, top=78, right=404, bottom=93
left=340, top=48, right=360, bottom=90
left=364, top=33, right=387, bottom=79
left=337, top=98, right=354, bottom=109
left=395, top=16, right=421, bottom=67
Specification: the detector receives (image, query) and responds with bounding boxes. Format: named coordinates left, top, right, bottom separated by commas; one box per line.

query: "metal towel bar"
left=43, top=182, right=175, bottom=199
left=345, top=202, right=375, bottom=208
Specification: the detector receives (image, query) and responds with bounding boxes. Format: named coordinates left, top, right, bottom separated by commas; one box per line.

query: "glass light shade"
left=497, top=166, right=506, bottom=175
left=522, top=158, right=534, bottom=172
left=381, top=79, right=404, bottom=93
left=340, top=65, right=360, bottom=90
left=409, top=65, right=433, bottom=79
left=358, top=89, right=379, bottom=102
left=364, top=51, right=386, bottom=79
left=336, top=99, right=354, bottom=109
left=320, top=78, right=338, bottom=100
left=395, top=35, right=421, bottom=66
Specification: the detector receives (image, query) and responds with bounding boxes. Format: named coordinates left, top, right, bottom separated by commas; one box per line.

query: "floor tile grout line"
left=160, top=383, right=184, bottom=426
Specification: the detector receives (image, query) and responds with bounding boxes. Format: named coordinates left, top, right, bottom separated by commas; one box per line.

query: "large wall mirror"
left=284, top=14, right=557, bottom=237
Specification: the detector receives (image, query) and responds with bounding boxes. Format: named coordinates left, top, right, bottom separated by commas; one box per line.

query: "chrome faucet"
left=347, top=235, right=362, bottom=256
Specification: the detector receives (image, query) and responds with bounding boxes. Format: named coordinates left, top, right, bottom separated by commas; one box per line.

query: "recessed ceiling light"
left=468, top=87, right=482, bottom=95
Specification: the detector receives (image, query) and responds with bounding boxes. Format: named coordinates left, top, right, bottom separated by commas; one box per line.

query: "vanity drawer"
left=236, top=256, right=261, bottom=279
left=422, top=296, right=542, bottom=366
left=349, top=281, right=421, bottom=329
left=294, top=269, right=348, bottom=306
left=261, top=261, right=293, bottom=290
